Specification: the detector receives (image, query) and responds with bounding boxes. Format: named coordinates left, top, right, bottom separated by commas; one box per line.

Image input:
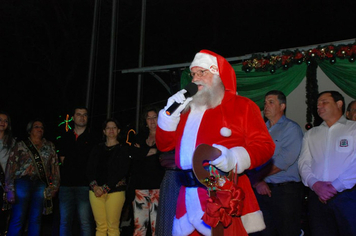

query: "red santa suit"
left=156, top=50, right=275, bottom=236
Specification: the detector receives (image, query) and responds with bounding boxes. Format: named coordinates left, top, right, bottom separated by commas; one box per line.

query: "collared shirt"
left=264, top=115, right=303, bottom=183
left=298, top=116, right=356, bottom=192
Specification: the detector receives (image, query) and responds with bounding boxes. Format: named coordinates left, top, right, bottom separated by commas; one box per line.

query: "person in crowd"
left=346, top=100, right=356, bottom=121
left=129, top=107, right=165, bottom=235
left=298, top=91, right=356, bottom=236
left=248, top=90, right=304, bottom=236
left=87, top=118, right=130, bottom=236
left=156, top=50, right=275, bottom=235
left=57, top=106, right=97, bottom=236
left=5, top=119, right=60, bottom=236
left=0, top=111, right=15, bottom=235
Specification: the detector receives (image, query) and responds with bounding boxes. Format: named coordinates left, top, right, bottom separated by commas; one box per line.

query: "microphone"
left=166, top=83, right=198, bottom=116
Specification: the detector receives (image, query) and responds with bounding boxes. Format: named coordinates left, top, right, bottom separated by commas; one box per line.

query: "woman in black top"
left=87, top=118, right=130, bottom=236
left=130, top=107, right=165, bottom=235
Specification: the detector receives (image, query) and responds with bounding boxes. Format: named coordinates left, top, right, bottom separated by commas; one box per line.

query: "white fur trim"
left=180, top=109, right=205, bottom=169
left=173, top=214, right=195, bottom=236
left=190, top=53, right=219, bottom=75
left=186, top=188, right=211, bottom=236
left=220, top=127, right=231, bottom=137
left=241, top=210, right=266, bottom=233
left=157, top=109, right=180, bottom=131
left=173, top=188, right=211, bottom=236
left=230, top=146, right=251, bottom=174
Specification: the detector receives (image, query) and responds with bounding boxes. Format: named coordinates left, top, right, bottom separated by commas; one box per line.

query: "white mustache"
left=194, top=82, right=206, bottom=86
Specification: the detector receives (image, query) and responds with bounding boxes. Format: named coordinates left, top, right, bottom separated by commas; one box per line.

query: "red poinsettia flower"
left=261, top=59, right=269, bottom=67
left=351, top=45, right=356, bottom=54
left=328, top=45, right=335, bottom=50
left=281, top=55, right=291, bottom=65
left=294, top=52, right=303, bottom=60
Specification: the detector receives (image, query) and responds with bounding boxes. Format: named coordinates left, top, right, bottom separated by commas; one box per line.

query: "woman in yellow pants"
left=87, top=118, right=130, bottom=236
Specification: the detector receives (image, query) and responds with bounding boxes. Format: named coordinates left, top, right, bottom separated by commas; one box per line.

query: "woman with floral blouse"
left=5, top=119, right=60, bottom=236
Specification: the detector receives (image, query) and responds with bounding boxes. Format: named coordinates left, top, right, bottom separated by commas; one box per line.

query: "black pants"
left=251, top=182, right=304, bottom=236
left=308, top=187, right=356, bottom=236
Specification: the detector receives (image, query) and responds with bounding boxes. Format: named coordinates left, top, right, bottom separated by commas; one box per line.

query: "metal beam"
left=120, top=38, right=355, bottom=74
left=149, top=72, right=171, bottom=94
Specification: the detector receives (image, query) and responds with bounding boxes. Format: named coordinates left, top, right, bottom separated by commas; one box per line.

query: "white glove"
left=164, top=89, right=193, bottom=117
left=210, top=144, right=238, bottom=172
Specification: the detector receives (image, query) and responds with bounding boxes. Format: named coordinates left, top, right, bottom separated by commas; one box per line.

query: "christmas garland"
left=305, top=58, right=322, bottom=130
left=242, top=41, right=356, bottom=129
left=242, top=43, right=356, bottom=73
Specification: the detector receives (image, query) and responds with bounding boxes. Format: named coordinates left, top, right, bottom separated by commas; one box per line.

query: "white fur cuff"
left=241, top=210, right=266, bottom=233
left=158, top=109, right=180, bottom=131
left=231, top=146, right=251, bottom=174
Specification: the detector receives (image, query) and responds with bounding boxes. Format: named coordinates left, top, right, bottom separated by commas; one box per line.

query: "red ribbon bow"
left=202, top=184, right=245, bottom=228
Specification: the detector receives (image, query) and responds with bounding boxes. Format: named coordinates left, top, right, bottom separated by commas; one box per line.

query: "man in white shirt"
left=298, top=91, right=356, bottom=236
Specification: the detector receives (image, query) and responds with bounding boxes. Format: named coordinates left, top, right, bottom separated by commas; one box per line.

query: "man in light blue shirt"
left=249, top=90, right=304, bottom=236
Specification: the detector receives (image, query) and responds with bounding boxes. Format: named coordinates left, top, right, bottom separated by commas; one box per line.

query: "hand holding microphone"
left=165, top=83, right=198, bottom=116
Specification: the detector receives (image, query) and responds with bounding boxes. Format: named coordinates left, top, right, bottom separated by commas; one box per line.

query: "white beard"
left=187, top=75, right=225, bottom=111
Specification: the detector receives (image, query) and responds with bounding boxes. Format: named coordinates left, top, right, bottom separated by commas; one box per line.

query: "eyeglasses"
left=189, top=69, right=209, bottom=78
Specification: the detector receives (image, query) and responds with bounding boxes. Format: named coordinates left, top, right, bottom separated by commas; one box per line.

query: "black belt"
left=267, top=181, right=301, bottom=188
left=165, top=167, right=181, bottom=171
left=177, top=169, right=205, bottom=188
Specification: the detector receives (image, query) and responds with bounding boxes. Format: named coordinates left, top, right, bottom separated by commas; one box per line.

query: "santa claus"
left=156, top=50, right=275, bottom=236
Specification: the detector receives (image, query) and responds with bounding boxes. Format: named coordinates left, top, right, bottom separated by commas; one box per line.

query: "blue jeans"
left=59, top=186, right=94, bottom=236
left=7, top=177, right=46, bottom=236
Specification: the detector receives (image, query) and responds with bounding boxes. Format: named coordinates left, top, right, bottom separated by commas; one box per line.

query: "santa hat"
left=190, top=50, right=236, bottom=95
left=190, top=50, right=237, bottom=137
left=190, top=53, right=219, bottom=75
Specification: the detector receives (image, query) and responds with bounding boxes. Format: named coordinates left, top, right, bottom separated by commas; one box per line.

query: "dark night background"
left=1, top=0, right=355, bottom=141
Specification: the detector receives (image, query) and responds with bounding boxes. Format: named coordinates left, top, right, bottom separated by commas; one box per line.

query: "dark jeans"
left=59, top=186, right=94, bottom=236
left=308, top=187, right=356, bottom=236
left=7, top=177, right=46, bottom=236
left=252, top=182, right=304, bottom=236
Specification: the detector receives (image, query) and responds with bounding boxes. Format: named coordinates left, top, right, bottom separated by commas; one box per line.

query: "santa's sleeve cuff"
left=231, top=146, right=251, bottom=174
left=157, top=109, right=180, bottom=131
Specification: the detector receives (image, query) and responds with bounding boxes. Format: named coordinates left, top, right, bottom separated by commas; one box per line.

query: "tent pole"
left=107, top=0, right=118, bottom=118
left=135, top=0, right=147, bottom=132
left=86, top=0, right=100, bottom=113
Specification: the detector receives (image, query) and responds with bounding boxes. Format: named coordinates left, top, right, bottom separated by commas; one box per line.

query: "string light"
left=58, top=114, right=72, bottom=132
